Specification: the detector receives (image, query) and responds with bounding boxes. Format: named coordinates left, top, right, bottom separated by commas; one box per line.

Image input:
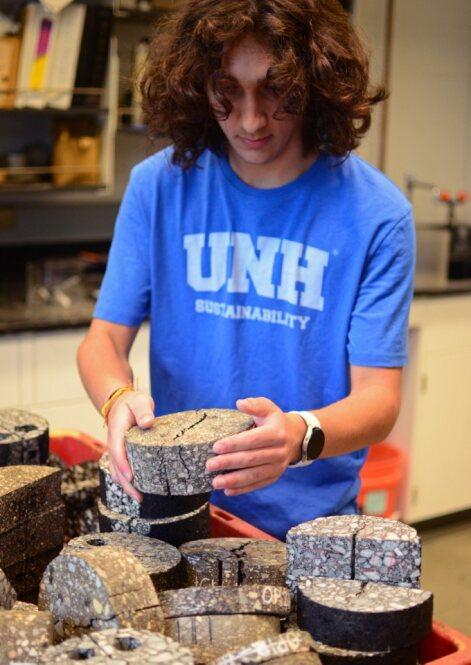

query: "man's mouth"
left=239, top=136, right=272, bottom=149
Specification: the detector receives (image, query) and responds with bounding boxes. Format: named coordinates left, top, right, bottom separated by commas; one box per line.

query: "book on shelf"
left=13, top=2, right=112, bottom=111
left=0, top=35, right=21, bottom=109
left=72, top=5, right=113, bottom=108
left=44, top=3, right=86, bottom=109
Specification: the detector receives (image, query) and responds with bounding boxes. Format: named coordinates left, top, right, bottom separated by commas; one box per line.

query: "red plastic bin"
left=50, top=433, right=471, bottom=664
left=49, top=429, right=105, bottom=466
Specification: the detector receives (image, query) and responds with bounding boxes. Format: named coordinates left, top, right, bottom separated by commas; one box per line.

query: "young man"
left=77, top=0, right=415, bottom=540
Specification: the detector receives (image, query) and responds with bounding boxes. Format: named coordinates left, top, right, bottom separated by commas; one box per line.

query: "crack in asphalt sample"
left=286, top=516, right=422, bottom=594
left=180, top=538, right=287, bottom=588
left=125, top=409, right=254, bottom=494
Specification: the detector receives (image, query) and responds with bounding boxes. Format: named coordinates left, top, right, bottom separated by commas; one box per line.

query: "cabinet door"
left=0, top=336, right=21, bottom=408
left=409, top=349, right=471, bottom=522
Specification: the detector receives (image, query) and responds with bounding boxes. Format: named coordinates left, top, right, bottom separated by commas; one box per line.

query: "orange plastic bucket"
left=358, top=442, right=404, bottom=518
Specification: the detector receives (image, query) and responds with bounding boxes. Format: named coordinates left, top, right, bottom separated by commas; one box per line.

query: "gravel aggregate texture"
left=297, top=577, right=432, bottom=652
left=65, top=532, right=182, bottom=590
left=160, top=585, right=291, bottom=618
left=0, top=408, right=49, bottom=466
left=39, top=627, right=194, bottom=663
left=0, top=565, right=17, bottom=608
left=0, top=465, right=61, bottom=534
left=0, top=503, right=65, bottom=569
left=214, top=630, right=316, bottom=664
left=38, top=546, right=164, bottom=639
left=125, top=409, right=254, bottom=494
left=286, top=516, right=421, bottom=593
left=165, top=614, right=280, bottom=656
left=100, top=453, right=209, bottom=519
left=0, top=607, right=53, bottom=662
left=309, top=637, right=419, bottom=664
left=269, top=655, right=322, bottom=664
left=5, top=547, right=62, bottom=596
left=98, top=499, right=210, bottom=547
left=13, top=600, right=38, bottom=611
left=180, top=538, right=287, bottom=588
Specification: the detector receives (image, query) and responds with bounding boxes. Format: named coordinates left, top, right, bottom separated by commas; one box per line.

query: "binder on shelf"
left=14, top=3, right=42, bottom=108
left=0, top=35, right=21, bottom=109
left=45, top=3, right=86, bottom=109
left=72, top=5, right=113, bottom=108
left=27, top=12, right=59, bottom=109
left=14, top=3, right=61, bottom=109
left=14, top=3, right=87, bottom=110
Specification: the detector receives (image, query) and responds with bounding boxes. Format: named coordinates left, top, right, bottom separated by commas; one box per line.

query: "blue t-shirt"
left=94, top=147, right=415, bottom=540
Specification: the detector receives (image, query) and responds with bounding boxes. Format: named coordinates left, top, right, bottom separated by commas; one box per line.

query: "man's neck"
left=228, top=147, right=318, bottom=189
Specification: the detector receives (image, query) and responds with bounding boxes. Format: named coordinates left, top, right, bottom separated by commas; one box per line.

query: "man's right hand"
left=106, top=390, right=155, bottom=501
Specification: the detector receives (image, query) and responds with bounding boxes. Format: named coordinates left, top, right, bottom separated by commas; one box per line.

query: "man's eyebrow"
left=219, top=73, right=272, bottom=84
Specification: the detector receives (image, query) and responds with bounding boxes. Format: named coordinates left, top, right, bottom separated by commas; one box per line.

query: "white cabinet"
left=0, top=336, right=21, bottom=408
left=390, top=295, right=471, bottom=522
left=0, top=323, right=150, bottom=442
left=410, top=349, right=471, bottom=520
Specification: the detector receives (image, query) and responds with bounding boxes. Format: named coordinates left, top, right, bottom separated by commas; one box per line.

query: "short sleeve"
left=93, top=166, right=152, bottom=326
left=347, top=208, right=416, bottom=367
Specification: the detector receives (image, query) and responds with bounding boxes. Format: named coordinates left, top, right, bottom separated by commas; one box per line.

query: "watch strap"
left=288, top=410, right=323, bottom=468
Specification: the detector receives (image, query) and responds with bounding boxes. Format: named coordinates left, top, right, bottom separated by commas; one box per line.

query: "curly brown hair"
left=141, top=0, right=386, bottom=170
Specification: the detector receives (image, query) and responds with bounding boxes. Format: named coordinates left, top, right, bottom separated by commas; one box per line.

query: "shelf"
left=0, top=88, right=106, bottom=113
left=0, top=106, right=109, bottom=116
left=112, top=7, right=171, bottom=21
left=0, top=183, right=107, bottom=194
left=117, top=124, right=147, bottom=134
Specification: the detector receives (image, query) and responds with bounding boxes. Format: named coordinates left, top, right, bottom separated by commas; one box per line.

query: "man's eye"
left=262, top=86, right=279, bottom=99
left=220, top=86, right=239, bottom=96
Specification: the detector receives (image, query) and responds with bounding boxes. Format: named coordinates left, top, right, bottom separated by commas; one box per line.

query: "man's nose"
left=239, top=95, right=268, bottom=135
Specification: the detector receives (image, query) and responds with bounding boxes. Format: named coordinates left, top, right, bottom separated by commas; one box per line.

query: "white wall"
left=355, top=0, right=471, bottom=224
left=353, top=0, right=388, bottom=168
left=386, top=0, right=471, bottom=223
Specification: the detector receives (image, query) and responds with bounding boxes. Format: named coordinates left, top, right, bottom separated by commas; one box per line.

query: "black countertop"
left=413, top=279, right=471, bottom=297
left=0, top=300, right=95, bottom=335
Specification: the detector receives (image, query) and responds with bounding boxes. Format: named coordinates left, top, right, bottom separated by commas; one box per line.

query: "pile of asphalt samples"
left=98, top=408, right=254, bottom=547
left=0, top=408, right=49, bottom=466
left=0, top=407, right=100, bottom=541
left=38, top=545, right=164, bottom=640
left=286, top=514, right=433, bottom=664
left=160, top=584, right=291, bottom=661
left=6, top=512, right=434, bottom=663
left=48, top=454, right=100, bottom=541
left=0, top=465, right=64, bottom=601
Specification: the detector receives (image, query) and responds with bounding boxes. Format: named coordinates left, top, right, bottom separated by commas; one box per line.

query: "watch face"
left=307, top=427, right=325, bottom=460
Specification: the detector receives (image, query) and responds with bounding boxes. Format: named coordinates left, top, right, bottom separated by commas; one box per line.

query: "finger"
left=213, top=424, right=282, bottom=455
left=236, top=397, right=281, bottom=424
left=114, top=466, right=142, bottom=502
left=128, top=393, right=155, bottom=428
left=212, top=464, right=280, bottom=491
left=107, top=425, right=132, bottom=482
left=107, top=450, right=142, bottom=501
left=206, top=447, right=285, bottom=473
left=108, top=456, right=118, bottom=482
left=224, top=475, right=280, bottom=497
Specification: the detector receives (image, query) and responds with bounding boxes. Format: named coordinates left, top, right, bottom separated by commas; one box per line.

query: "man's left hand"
left=205, top=397, right=307, bottom=496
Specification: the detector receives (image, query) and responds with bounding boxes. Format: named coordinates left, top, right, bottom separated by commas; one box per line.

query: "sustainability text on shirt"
left=184, top=231, right=329, bottom=332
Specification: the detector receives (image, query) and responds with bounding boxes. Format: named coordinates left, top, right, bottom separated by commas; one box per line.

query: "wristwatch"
left=288, top=410, right=325, bottom=468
